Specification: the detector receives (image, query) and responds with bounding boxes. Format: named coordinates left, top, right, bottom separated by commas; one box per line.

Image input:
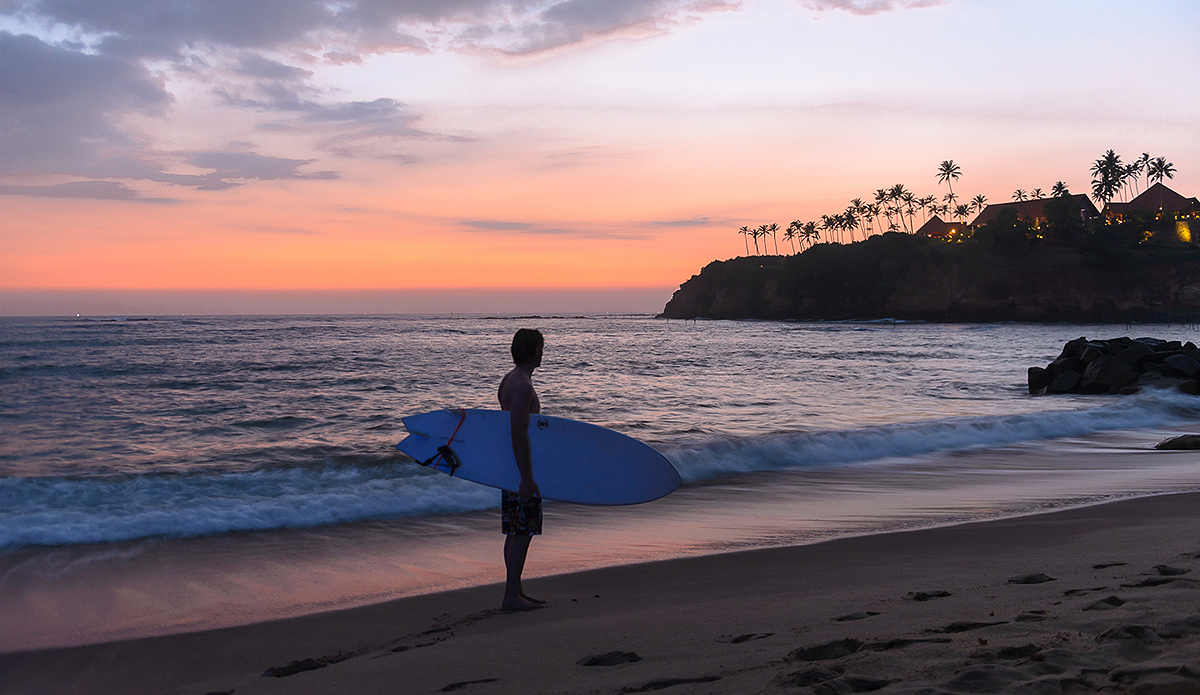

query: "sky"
left=1, top=0, right=1197, bottom=315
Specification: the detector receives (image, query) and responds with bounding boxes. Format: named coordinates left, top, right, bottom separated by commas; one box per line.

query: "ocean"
left=2, top=315, right=1200, bottom=651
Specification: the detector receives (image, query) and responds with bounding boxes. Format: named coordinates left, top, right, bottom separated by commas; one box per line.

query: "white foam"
left=665, top=388, right=1200, bottom=481
left=3, top=389, right=1197, bottom=549
left=0, top=465, right=497, bottom=549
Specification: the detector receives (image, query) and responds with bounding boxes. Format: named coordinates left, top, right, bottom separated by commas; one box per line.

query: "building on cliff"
left=1103, top=183, right=1200, bottom=243
left=972, top=194, right=1099, bottom=228
left=915, top=215, right=968, bottom=240
left=1103, top=182, right=1200, bottom=220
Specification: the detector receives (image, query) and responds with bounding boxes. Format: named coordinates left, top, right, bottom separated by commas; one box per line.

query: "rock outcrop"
left=660, top=233, right=1200, bottom=322
left=1029, top=337, right=1200, bottom=395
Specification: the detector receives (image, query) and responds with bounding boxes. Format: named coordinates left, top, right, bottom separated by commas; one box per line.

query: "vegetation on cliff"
left=660, top=229, right=1200, bottom=322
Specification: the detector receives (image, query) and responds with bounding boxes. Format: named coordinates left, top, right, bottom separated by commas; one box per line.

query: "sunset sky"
left=2, top=0, right=1197, bottom=314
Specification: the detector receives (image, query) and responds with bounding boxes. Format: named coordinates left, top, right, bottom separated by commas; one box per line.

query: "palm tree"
left=888, top=184, right=913, bottom=232
left=954, top=203, right=972, bottom=222
left=943, top=191, right=959, bottom=221
left=1090, top=150, right=1123, bottom=204
left=803, top=221, right=820, bottom=248
left=971, top=194, right=987, bottom=213
left=784, top=221, right=800, bottom=254
left=1051, top=181, right=1069, bottom=197
left=738, top=226, right=751, bottom=255
left=767, top=222, right=780, bottom=254
left=756, top=224, right=770, bottom=254
left=936, top=160, right=962, bottom=204
left=1148, top=157, right=1176, bottom=184
left=1031, top=188, right=1045, bottom=199
left=1012, top=189, right=1028, bottom=201
left=1136, top=153, right=1151, bottom=192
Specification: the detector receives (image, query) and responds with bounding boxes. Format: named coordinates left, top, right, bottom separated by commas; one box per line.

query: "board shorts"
left=501, top=490, right=542, bottom=536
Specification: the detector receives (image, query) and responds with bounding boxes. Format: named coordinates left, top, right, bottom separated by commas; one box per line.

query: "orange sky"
left=2, top=0, right=1198, bottom=314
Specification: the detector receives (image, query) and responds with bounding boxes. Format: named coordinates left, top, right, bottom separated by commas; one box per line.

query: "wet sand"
left=4, top=491, right=1199, bottom=694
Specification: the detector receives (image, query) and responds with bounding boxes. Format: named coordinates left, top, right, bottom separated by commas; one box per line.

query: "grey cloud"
left=802, top=0, right=945, bottom=16
left=0, top=31, right=170, bottom=175
left=234, top=54, right=313, bottom=81
left=18, top=0, right=737, bottom=59
left=651, top=217, right=710, bottom=227
left=461, top=220, right=648, bottom=239
left=0, top=180, right=176, bottom=202
left=464, top=220, right=535, bottom=231
left=185, top=151, right=339, bottom=181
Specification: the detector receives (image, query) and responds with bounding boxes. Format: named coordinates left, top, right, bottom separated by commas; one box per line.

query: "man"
left=496, top=328, right=546, bottom=611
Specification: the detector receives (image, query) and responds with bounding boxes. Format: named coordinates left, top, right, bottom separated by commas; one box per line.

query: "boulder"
left=1115, top=343, right=1155, bottom=365
left=1078, top=345, right=1105, bottom=365
left=1060, top=337, right=1090, bottom=357
left=1028, top=367, right=1050, bottom=395
left=1079, top=355, right=1134, bottom=392
left=1133, top=337, right=1167, bottom=349
left=1045, top=369, right=1081, bottom=394
left=1046, top=356, right=1081, bottom=378
left=1163, top=353, right=1200, bottom=377
left=1155, top=435, right=1200, bottom=450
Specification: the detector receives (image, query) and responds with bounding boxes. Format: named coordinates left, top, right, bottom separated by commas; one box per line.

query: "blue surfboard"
left=397, top=409, right=681, bottom=505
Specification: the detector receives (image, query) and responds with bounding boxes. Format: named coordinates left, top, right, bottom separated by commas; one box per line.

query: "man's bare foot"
left=501, top=595, right=544, bottom=612
left=520, top=592, right=547, bottom=604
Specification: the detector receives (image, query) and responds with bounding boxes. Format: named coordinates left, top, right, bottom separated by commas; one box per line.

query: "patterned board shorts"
left=501, top=490, right=543, bottom=536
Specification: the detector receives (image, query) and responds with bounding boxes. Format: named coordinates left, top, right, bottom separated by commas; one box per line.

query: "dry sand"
left=3, top=492, right=1199, bottom=695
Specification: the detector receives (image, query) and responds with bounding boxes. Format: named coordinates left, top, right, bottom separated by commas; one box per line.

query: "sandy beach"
left=4, top=491, right=1199, bottom=695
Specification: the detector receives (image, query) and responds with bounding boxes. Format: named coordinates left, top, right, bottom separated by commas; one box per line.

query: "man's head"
left=511, top=328, right=544, bottom=366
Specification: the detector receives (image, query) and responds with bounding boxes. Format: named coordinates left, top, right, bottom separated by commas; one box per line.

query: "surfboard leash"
left=421, top=408, right=467, bottom=475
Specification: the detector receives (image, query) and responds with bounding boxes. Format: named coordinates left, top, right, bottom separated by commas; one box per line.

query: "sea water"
left=2, top=315, right=1200, bottom=649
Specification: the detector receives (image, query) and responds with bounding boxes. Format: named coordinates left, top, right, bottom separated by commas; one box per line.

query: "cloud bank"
left=0, top=0, right=936, bottom=200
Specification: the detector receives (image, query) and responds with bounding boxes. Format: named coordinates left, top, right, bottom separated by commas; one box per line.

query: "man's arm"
left=508, top=382, right=540, bottom=501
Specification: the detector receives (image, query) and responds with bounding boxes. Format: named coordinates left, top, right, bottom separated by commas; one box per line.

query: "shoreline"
left=4, top=490, right=1200, bottom=694
left=5, top=425, right=1200, bottom=654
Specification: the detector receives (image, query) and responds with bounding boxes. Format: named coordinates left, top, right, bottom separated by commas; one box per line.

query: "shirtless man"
left=497, top=328, right=546, bottom=611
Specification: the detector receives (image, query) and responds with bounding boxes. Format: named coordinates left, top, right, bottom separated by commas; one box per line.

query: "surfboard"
left=396, top=408, right=682, bottom=505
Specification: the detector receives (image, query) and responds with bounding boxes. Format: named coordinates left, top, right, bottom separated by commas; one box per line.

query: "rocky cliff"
left=660, top=233, right=1200, bottom=322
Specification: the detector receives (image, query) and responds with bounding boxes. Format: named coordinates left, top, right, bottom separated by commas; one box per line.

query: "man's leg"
left=502, top=534, right=540, bottom=610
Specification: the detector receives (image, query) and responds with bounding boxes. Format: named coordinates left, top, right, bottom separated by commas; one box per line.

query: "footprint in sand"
left=718, top=633, right=774, bottom=644
left=578, top=651, right=642, bottom=666
left=1155, top=565, right=1191, bottom=576
left=441, top=678, right=499, bottom=692
left=903, top=590, right=951, bottom=601
left=927, top=620, right=1008, bottom=634
left=1082, top=595, right=1126, bottom=611
left=620, top=676, right=721, bottom=692
left=833, top=612, right=881, bottom=622
left=1008, top=573, right=1056, bottom=584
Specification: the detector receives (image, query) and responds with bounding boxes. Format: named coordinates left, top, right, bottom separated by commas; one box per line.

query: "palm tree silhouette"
left=943, top=191, right=959, bottom=221
left=971, top=194, right=987, bottom=213
left=738, top=226, right=751, bottom=255
left=1051, top=181, right=1069, bottom=197
left=1090, top=150, right=1123, bottom=203
left=1031, top=188, right=1045, bottom=199
left=768, top=223, right=781, bottom=254
left=785, top=221, right=801, bottom=254
left=937, top=160, right=962, bottom=202
left=1012, top=189, right=1028, bottom=201
left=1148, top=157, right=1176, bottom=184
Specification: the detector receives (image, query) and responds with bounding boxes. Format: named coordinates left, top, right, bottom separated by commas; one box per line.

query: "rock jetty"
left=1028, top=337, right=1200, bottom=396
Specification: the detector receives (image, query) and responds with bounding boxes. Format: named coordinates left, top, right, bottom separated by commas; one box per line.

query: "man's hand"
left=519, top=476, right=540, bottom=502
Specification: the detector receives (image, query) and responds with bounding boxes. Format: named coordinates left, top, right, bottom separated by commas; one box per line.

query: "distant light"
left=1177, top=221, right=1192, bottom=243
